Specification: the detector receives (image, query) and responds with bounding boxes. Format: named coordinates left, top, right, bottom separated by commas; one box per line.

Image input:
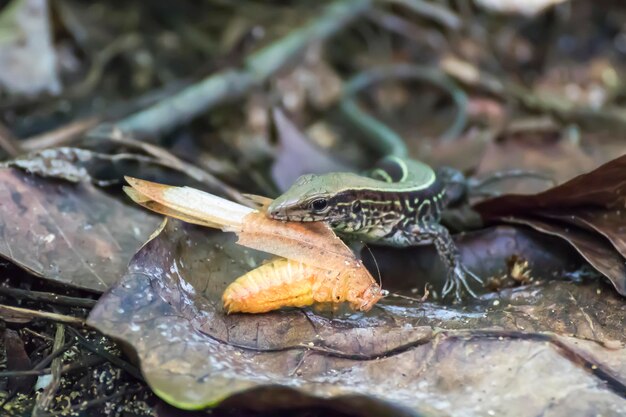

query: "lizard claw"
left=442, top=263, right=483, bottom=302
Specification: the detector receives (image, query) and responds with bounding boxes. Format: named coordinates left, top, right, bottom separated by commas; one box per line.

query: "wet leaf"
left=88, top=220, right=626, bottom=415
left=271, top=109, right=350, bottom=192
left=475, top=154, right=626, bottom=295
left=0, top=168, right=159, bottom=292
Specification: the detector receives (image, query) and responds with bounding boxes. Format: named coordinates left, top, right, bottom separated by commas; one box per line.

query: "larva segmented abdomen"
left=222, top=259, right=318, bottom=314
left=222, top=258, right=383, bottom=314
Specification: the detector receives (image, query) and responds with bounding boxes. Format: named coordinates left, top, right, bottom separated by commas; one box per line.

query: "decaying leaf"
left=500, top=216, right=626, bottom=295
left=0, top=168, right=159, bottom=291
left=271, top=108, right=351, bottom=192
left=88, top=220, right=626, bottom=415
left=123, top=177, right=380, bottom=313
left=475, top=153, right=626, bottom=296
left=3, top=329, right=35, bottom=394
left=5, top=146, right=244, bottom=204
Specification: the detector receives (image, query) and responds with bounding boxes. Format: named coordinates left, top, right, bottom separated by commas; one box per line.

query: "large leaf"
left=475, top=153, right=626, bottom=296
left=88, top=220, right=626, bottom=416
left=0, top=168, right=159, bottom=291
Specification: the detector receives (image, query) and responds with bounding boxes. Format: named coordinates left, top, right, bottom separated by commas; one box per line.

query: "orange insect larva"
left=222, top=258, right=382, bottom=314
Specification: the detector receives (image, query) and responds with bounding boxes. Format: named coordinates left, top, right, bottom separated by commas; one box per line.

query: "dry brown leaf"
left=124, top=177, right=361, bottom=271
left=475, top=154, right=626, bottom=296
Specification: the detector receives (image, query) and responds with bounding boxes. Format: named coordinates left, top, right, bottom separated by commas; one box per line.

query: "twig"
left=0, top=369, right=50, bottom=378
left=19, top=117, right=101, bottom=152
left=384, top=0, right=462, bottom=30
left=60, top=355, right=106, bottom=375
left=48, top=385, right=144, bottom=416
left=22, top=328, right=55, bottom=342
left=0, top=287, right=97, bottom=309
left=0, top=351, right=103, bottom=380
left=0, top=342, right=68, bottom=409
left=366, top=9, right=448, bottom=50
left=33, top=324, right=66, bottom=416
left=19, top=80, right=190, bottom=152
left=67, top=34, right=142, bottom=99
left=67, top=327, right=143, bottom=381
left=0, top=122, right=22, bottom=157
left=89, top=128, right=251, bottom=206
left=0, top=336, right=75, bottom=412
left=31, top=341, right=74, bottom=372
left=0, top=304, right=85, bottom=325
left=108, top=0, right=373, bottom=140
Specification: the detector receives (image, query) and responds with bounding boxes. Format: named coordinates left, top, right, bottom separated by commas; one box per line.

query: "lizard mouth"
left=267, top=207, right=298, bottom=222
left=267, top=203, right=288, bottom=219
left=267, top=204, right=325, bottom=222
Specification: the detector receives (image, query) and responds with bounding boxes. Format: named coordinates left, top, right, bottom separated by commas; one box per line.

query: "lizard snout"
left=267, top=203, right=288, bottom=220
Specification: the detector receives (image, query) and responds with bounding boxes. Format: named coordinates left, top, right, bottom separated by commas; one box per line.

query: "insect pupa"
left=222, top=258, right=382, bottom=314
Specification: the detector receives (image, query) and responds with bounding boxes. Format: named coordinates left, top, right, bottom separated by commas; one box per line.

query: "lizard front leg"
left=408, top=223, right=483, bottom=301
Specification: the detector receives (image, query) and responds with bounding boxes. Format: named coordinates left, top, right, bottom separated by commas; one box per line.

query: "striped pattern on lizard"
left=267, top=155, right=483, bottom=301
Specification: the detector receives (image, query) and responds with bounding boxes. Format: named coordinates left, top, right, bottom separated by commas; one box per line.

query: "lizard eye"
left=310, top=198, right=328, bottom=212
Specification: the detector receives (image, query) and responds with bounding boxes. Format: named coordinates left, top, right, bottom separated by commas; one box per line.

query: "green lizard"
left=268, top=65, right=483, bottom=301
left=268, top=154, right=481, bottom=300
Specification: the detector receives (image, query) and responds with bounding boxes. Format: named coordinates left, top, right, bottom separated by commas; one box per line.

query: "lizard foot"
left=442, top=262, right=483, bottom=302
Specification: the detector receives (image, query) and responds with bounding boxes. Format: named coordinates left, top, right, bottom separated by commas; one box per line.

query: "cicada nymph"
left=222, top=258, right=382, bottom=314
left=123, top=177, right=384, bottom=314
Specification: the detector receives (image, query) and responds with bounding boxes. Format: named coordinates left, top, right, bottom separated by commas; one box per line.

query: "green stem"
left=113, top=0, right=372, bottom=140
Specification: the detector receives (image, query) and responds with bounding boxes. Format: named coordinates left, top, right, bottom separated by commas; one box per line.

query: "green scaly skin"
left=268, top=64, right=482, bottom=301
left=268, top=155, right=483, bottom=301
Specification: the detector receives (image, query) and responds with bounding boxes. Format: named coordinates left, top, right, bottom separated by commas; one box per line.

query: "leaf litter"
left=475, top=153, right=626, bottom=296
left=0, top=167, right=159, bottom=291
left=109, top=144, right=626, bottom=415
left=88, top=219, right=626, bottom=415
left=1, top=0, right=625, bottom=415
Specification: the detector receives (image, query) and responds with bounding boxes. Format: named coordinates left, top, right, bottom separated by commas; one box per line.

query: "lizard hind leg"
left=425, top=223, right=483, bottom=301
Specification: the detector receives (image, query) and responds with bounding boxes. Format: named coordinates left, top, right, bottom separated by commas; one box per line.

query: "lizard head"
left=268, top=172, right=363, bottom=222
